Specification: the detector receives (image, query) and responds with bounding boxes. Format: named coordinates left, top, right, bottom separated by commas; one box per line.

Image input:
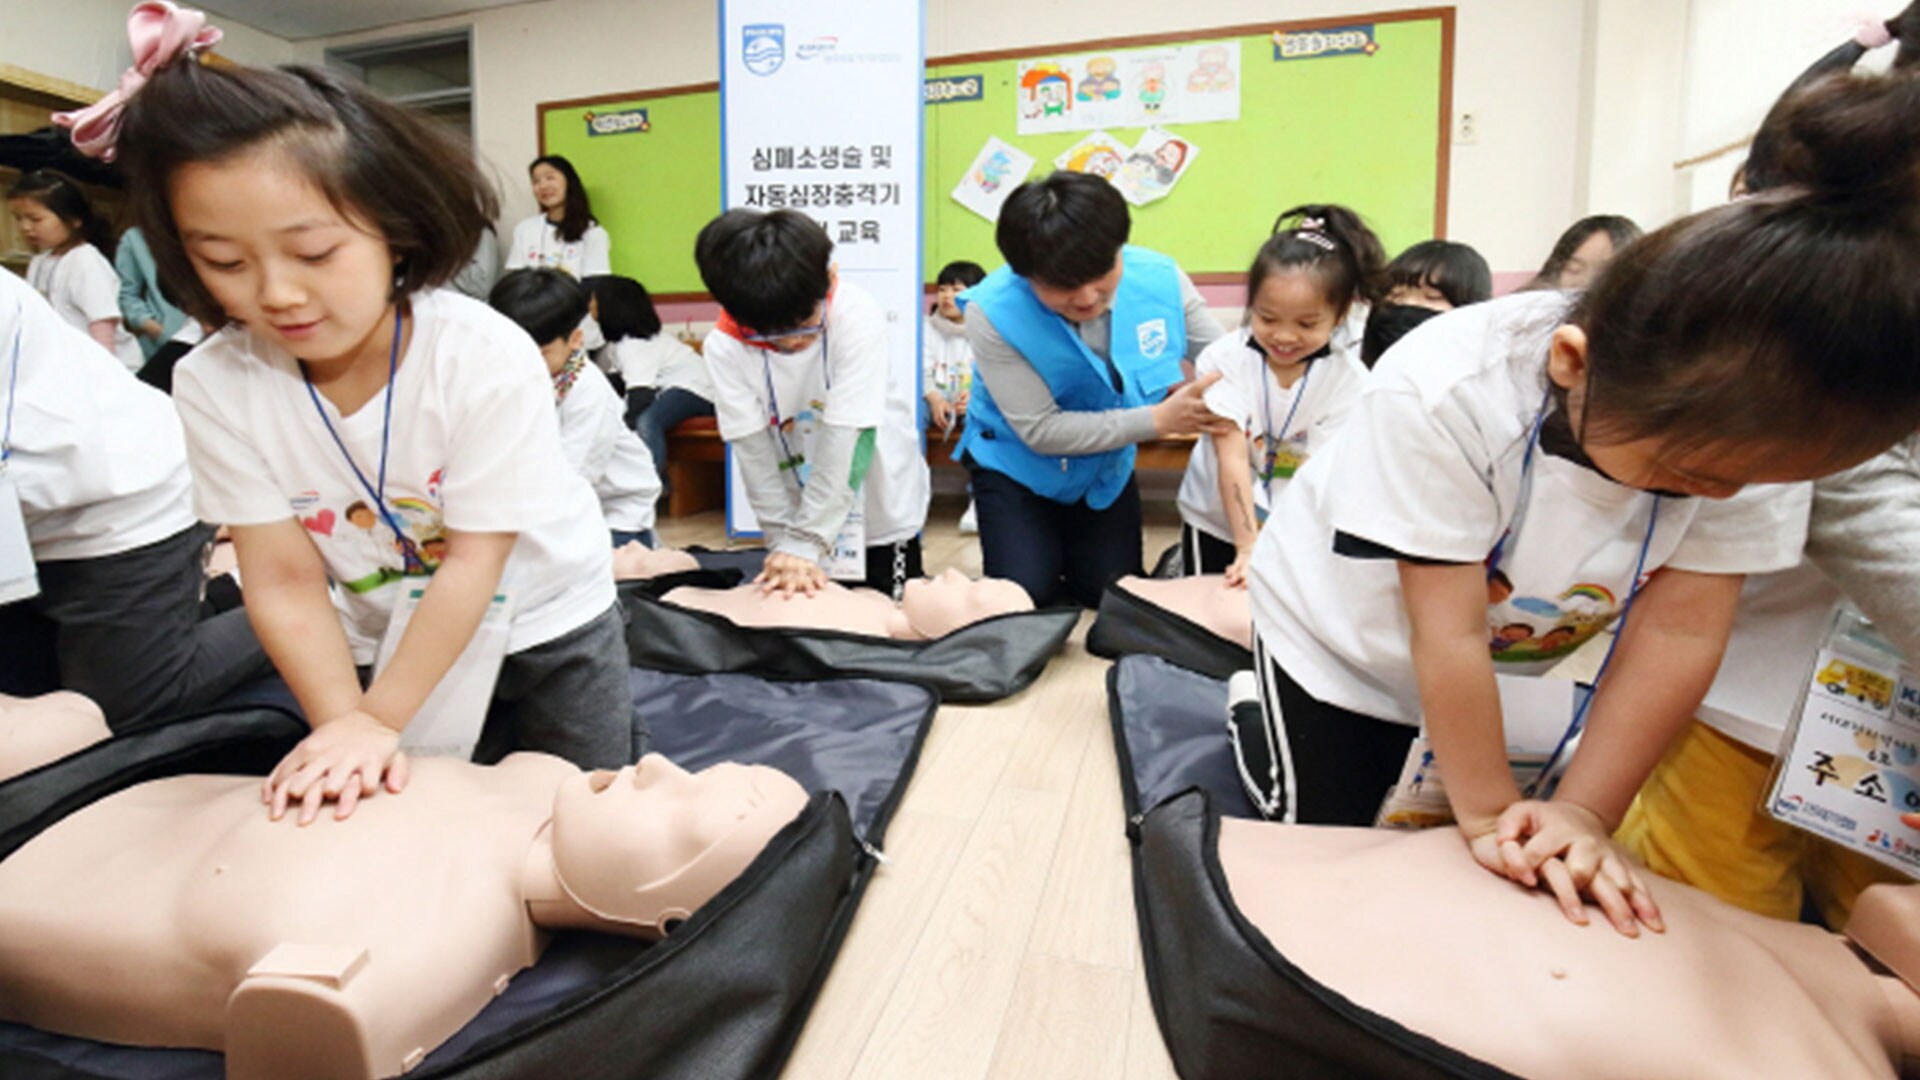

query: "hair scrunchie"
left=52, top=1, right=223, bottom=162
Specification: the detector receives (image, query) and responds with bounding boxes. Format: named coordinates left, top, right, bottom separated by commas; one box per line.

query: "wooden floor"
left=656, top=497, right=1185, bottom=1080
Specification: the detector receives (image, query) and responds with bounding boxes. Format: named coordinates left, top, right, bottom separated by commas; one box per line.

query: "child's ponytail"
left=1251, top=203, right=1386, bottom=320
left=1569, top=70, right=1920, bottom=469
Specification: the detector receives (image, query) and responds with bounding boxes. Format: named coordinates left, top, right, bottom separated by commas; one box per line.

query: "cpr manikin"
left=1115, top=575, right=1252, bottom=649
left=611, top=542, right=699, bottom=580
left=1217, top=821, right=1920, bottom=1079
left=0, top=692, right=111, bottom=782
left=664, top=567, right=1035, bottom=639
left=0, top=753, right=808, bottom=1080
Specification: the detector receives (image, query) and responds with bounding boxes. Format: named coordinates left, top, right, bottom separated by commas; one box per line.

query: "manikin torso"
left=1217, top=821, right=1920, bottom=1080
left=0, top=692, right=111, bottom=781
left=0, top=753, right=807, bottom=1080
left=1116, top=575, right=1252, bottom=649
left=612, top=543, right=699, bottom=580
left=664, top=568, right=1034, bottom=640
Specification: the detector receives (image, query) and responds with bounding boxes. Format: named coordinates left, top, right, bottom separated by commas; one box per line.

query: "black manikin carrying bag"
left=0, top=665, right=937, bottom=1080
left=1085, top=581, right=1253, bottom=682
left=1107, top=655, right=1515, bottom=1080
left=620, top=581, right=1078, bottom=703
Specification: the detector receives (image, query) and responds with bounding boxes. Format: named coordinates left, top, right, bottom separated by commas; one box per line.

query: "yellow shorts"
left=1616, top=719, right=1901, bottom=929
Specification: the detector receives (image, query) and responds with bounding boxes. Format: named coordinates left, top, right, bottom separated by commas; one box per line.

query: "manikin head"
left=612, top=543, right=700, bottom=580
left=544, top=755, right=808, bottom=937
left=899, top=568, right=1035, bottom=639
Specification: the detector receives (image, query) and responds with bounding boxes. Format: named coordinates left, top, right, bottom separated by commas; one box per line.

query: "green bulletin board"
left=538, top=10, right=1451, bottom=297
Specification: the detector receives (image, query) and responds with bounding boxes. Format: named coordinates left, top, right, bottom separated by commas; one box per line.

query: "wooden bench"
left=664, top=423, right=1197, bottom=519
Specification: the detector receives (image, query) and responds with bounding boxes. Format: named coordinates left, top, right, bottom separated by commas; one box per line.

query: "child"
left=505, top=155, right=611, bottom=280
left=88, top=2, right=635, bottom=824
left=582, top=274, right=713, bottom=486
left=1237, top=72, right=1920, bottom=935
left=1525, top=214, right=1642, bottom=291
left=1272, top=202, right=1385, bottom=352
left=5, top=170, right=142, bottom=369
left=923, top=259, right=986, bottom=435
left=1174, top=208, right=1378, bottom=584
left=491, top=269, right=661, bottom=547
left=694, top=208, right=931, bottom=598
left=925, top=259, right=985, bottom=531
left=1380, top=239, right=1492, bottom=312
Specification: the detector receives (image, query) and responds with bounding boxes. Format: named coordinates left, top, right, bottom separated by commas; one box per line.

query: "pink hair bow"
left=1853, top=11, right=1896, bottom=49
left=52, top=1, right=222, bottom=162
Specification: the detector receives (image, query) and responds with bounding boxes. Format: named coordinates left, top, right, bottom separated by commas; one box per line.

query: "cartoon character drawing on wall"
left=1188, top=44, right=1235, bottom=92
left=973, top=148, right=1015, bottom=193
left=1020, top=63, right=1073, bottom=120
left=1138, top=62, right=1167, bottom=113
left=1062, top=141, right=1125, bottom=178
left=1151, top=137, right=1191, bottom=184
left=1079, top=56, right=1122, bottom=101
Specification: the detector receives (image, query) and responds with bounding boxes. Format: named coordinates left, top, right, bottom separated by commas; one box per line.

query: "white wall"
left=0, top=0, right=292, bottom=96
left=300, top=0, right=1587, bottom=274
left=1575, top=0, right=1689, bottom=231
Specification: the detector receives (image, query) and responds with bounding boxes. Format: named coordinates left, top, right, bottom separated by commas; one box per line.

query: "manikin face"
left=530, top=163, right=568, bottom=213
left=6, top=198, right=73, bottom=253
left=1247, top=270, right=1339, bottom=371
left=1556, top=231, right=1616, bottom=289
left=1030, top=256, right=1123, bottom=324
left=899, top=568, right=1035, bottom=638
left=550, top=755, right=808, bottom=930
left=171, top=147, right=399, bottom=374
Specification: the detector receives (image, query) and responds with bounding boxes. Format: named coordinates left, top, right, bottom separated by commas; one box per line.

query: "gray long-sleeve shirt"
left=1804, top=434, right=1920, bottom=663
left=964, top=270, right=1224, bottom=457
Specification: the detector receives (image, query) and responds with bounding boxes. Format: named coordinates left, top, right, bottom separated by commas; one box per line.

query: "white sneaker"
left=959, top=501, right=979, bottom=533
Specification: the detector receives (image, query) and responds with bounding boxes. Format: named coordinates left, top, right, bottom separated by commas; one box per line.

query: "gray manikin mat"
left=1108, top=653, right=1254, bottom=819
left=0, top=667, right=935, bottom=1080
left=1085, top=582, right=1254, bottom=682
left=622, top=585, right=1080, bottom=703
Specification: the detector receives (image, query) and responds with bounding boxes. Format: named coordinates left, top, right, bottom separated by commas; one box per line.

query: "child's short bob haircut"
left=490, top=268, right=590, bottom=348
left=116, top=59, right=496, bottom=327
left=582, top=274, right=664, bottom=342
left=693, top=208, right=832, bottom=335
left=996, top=171, right=1131, bottom=289
left=1385, top=240, right=1493, bottom=309
left=1565, top=72, right=1920, bottom=470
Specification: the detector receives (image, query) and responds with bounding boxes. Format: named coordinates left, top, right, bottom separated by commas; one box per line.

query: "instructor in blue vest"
left=956, top=172, right=1229, bottom=608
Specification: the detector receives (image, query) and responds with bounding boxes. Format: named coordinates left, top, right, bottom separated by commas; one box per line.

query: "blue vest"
left=956, top=246, right=1187, bottom=509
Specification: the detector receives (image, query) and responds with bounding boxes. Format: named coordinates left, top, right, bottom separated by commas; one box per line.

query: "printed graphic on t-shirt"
left=293, top=469, right=448, bottom=593
left=1254, top=427, right=1310, bottom=483
left=772, top=397, right=828, bottom=479
left=1485, top=579, right=1618, bottom=663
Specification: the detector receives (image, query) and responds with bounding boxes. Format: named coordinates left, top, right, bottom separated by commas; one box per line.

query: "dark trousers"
left=1178, top=523, right=1237, bottom=576
left=1, top=523, right=273, bottom=732
left=862, top=535, right=924, bottom=600
left=1231, top=632, right=1416, bottom=825
left=478, top=602, right=640, bottom=769
left=968, top=462, right=1143, bottom=609
left=630, top=387, right=716, bottom=490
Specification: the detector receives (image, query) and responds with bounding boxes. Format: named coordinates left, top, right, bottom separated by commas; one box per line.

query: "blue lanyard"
left=302, top=310, right=425, bottom=575
left=759, top=321, right=831, bottom=475
left=1490, top=388, right=1663, bottom=797
left=1, top=303, right=20, bottom=468
left=1257, top=357, right=1313, bottom=490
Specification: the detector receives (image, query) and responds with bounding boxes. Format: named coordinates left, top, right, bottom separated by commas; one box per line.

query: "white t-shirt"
left=26, top=245, right=142, bottom=370
left=703, top=280, right=930, bottom=546
left=923, top=313, right=973, bottom=399
left=173, top=289, right=614, bottom=663
left=1249, top=292, right=1812, bottom=724
left=504, top=216, right=612, bottom=280
left=1696, top=561, right=1842, bottom=754
left=602, top=335, right=714, bottom=399
left=0, top=269, right=195, bottom=560
left=1177, top=327, right=1367, bottom=543
left=557, top=361, right=660, bottom=534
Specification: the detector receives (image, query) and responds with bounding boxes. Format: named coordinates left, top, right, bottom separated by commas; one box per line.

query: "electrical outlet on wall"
left=1456, top=110, right=1479, bottom=145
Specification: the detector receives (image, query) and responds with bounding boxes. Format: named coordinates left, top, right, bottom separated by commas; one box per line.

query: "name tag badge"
left=822, top=503, right=868, bottom=582
left=375, top=587, right=513, bottom=761
left=0, top=472, right=41, bottom=605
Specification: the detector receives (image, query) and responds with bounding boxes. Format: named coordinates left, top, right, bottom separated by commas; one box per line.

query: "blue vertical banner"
left=719, top=0, right=926, bottom=538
